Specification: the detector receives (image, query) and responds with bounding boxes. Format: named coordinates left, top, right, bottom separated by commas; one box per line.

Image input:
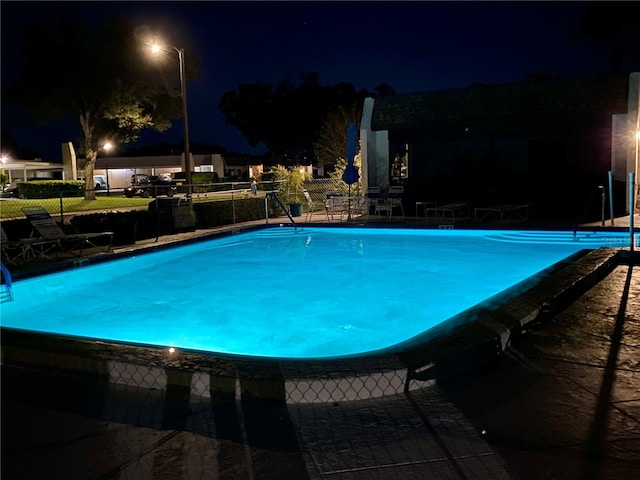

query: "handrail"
left=266, top=192, right=297, bottom=230
left=0, top=261, right=14, bottom=303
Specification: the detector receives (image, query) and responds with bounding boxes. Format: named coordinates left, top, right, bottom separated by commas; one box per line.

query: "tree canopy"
left=4, top=14, right=195, bottom=197
left=218, top=73, right=393, bottom=170
left=580, top=2, right=640, bottom=71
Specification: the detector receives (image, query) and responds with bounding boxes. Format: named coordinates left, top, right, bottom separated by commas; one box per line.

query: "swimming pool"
left=0, top=227, right=632, bottom=359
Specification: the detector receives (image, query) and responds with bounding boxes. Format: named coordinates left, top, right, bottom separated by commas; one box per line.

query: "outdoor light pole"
left=0, top=155, right=8, bottom=186
left=635, top=129, right=639, bottom=212
left=177, top=46, right=192, bottom=198
left=102, top=142, right=112, bottom=195
left=152, top=43, right=192, bottom=197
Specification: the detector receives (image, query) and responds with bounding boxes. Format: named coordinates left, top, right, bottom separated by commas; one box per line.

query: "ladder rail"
left=266, top=192, right=297, bottom=230
left=0, top=261, right=14, bottom=303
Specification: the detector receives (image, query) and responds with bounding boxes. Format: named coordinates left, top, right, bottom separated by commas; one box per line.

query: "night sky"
left=0, top=1, right=631, bottom=162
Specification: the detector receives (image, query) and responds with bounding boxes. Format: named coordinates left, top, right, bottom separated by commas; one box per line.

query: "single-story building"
left=360, top=71, right=639, bottom=220
left=0, top=157, right=64, bottom=183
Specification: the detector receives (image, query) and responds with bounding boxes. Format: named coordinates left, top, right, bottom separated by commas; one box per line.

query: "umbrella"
left=342, top=122, right=359, bottom=218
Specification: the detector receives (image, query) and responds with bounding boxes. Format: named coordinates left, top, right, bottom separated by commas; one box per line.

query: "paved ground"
left=2, top=214, right=639, bottom=479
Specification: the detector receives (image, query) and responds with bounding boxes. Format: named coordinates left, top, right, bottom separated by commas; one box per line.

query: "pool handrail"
left=265, top=191, right=297, bottom=230
left=0, top=261, right=14, bottom=303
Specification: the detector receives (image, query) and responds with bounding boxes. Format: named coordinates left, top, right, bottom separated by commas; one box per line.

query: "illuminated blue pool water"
left=0, top=228, right=632, bottom=359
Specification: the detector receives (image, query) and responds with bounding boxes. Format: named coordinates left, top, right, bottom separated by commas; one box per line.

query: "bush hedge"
left=16, top=180, right=84, bottom=199
left=69, top=210, right=161, bottom=246
left=193, top=197, right=267, bottom=228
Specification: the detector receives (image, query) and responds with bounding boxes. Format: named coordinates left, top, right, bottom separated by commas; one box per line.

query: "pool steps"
left=485, top=231, right=636, bottom=247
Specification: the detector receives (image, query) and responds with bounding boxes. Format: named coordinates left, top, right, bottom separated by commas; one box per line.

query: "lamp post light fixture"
left=151, top=42, right=192, bottom=197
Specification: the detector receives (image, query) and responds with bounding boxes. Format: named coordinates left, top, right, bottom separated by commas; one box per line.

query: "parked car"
left=124, top=174, right=176, bottom=198
left=78, top=175, right=108, bottom=190
left=94, top=175, right=107, bottom=190
left=1, top=182, right=19, bottom=198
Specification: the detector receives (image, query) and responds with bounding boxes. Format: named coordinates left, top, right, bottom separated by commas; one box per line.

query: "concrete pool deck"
left=2, top=215, right=639, bottom=479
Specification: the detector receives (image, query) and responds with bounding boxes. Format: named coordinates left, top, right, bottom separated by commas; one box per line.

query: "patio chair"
left=365, top=186, right=382, bottom=216
left=387, top=185, right=405, bottom=217
left=22, top=206, right=114, bottom=257
left=349, top=196, right=368, bottom=218
left=302, top=189, right=318, bottom=222
left=1, top=224, right=60, bottom=264
left=325, top=195, right=347, bottom=221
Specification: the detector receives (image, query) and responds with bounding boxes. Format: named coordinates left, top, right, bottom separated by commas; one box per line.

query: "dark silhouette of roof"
left=370, top=72, right=631, bottom=131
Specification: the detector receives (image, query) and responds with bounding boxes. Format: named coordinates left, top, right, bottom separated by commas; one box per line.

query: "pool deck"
left=2, top=213, right=640, bottom=479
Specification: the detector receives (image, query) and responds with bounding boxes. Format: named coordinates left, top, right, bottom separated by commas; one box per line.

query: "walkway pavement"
left=2, top=215, right=639, bottom=479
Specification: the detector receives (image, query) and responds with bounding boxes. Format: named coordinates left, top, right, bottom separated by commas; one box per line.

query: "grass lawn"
left=0, top=197, right=152, bottom=220
left=0, top=191, right=266, bottom=220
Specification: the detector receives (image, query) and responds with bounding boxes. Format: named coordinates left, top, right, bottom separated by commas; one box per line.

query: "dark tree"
left=4, top=14, right=194, bottom=199
left=218, top=73, right=375, bottom=167
left=581, top=2, right=640, bottom=71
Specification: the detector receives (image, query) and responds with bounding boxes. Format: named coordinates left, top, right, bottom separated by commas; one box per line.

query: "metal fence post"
left=630, top=172, right=635, bottom=252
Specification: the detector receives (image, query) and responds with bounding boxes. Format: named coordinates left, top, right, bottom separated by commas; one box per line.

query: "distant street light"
left=151, top=42, right=192, bottom=197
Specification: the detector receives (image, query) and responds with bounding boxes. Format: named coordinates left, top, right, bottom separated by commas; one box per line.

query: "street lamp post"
left=1, top=154, right=8, bottom=188
left=152, top=43, right=192, bottom=197
left=635, top=130, right=639, bottom=212
left=102, top=142, right=112, bottom=196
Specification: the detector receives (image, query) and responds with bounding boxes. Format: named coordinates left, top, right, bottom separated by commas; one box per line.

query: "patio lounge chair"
left=1, top=224, right=60, bottom=264
left=22, top=206, right=114, bottom=257
left=425, top=201, right=470, bottom=222
left=474, top=203, right=531, bottom=223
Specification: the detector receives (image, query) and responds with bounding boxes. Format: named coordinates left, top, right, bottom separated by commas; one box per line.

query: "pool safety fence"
left=102, top=358, right=417, bottom=405
left=2, top=346, right=503, bottom=479
left=0, top=178, right=353, bottom=224
left=0, top=327, right=425, bottom=406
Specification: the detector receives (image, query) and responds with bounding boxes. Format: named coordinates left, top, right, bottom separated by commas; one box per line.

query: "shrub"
left=193, top=197, right=265, bottom=228
left=70, top=210, right=161, bottom=246
left=191, top=172, right=220, bottom=194
left=17, top=180, right=84, bottom=199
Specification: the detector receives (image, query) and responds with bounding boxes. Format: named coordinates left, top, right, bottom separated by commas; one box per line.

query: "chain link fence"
left=3, top=323, right=454, bottom=479
left=0, top=178, right=358, bottom=221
